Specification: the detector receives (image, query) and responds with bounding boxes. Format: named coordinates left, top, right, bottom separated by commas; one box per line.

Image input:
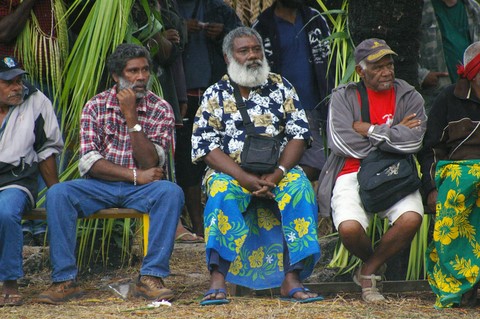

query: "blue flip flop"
left=199, top=288, right=230, bottom=306
left=280, top=287, right=324, bottom=303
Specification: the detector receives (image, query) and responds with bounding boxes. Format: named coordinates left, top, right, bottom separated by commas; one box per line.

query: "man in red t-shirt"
left=318, top=38, right=427, bottom=303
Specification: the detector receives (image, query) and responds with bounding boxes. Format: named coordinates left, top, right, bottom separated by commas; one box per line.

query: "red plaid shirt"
left=79, top=86, right=175, bottom=175
left=0, top=0, right=54, bottom=59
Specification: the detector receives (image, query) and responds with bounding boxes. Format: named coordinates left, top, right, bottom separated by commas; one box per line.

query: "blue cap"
left=0, top=56, right=27, bottom=80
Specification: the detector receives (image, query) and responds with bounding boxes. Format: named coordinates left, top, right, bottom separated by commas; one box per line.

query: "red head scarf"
left=457, top=53, right=480, bottom=80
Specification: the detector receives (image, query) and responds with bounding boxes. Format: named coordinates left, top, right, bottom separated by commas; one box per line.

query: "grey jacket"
left=317, top=79, right=427, bottom=217
left=0, top=86, right=63, bottom=205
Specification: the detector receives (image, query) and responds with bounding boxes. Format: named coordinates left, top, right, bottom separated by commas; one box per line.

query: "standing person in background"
left=419, top=0, right=480, bottom=113
left=132, top=0, right=197, bottom=242
left=157, top=0, right=188, bottom=126
left=253, top=0, right=335, bottom=181
left=176, top=0, right=242, bottom=239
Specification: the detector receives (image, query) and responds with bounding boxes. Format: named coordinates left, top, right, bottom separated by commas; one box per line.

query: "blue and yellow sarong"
left=203, top=168, right=321, bottom=290
left=426, top=160, right=480, bottom=308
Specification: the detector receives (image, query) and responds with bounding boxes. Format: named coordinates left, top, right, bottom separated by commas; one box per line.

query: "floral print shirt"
left=191, top=73, right=311, bottom=164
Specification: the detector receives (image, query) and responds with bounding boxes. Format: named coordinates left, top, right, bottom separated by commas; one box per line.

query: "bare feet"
left=280, top=271, right=319, bottom=301
left=200, top=270, right=229, bottom=305
left=175, top=222, right=204, bottom=243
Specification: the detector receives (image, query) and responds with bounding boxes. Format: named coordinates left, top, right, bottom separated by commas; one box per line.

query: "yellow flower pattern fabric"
left=426, top=160, right=480, bottom=308
left=203, top=168, right=320, bottom=290
left=258, top=208, right=280, bottom=231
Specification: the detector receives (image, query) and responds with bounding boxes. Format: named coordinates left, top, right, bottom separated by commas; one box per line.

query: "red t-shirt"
left=338, top=87, right=396, bottom=177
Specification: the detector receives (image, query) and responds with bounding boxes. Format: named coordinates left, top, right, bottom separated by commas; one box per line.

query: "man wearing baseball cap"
left=0, top=56, right=63, bottom=307
left=318, top=38, right=427, bottom=302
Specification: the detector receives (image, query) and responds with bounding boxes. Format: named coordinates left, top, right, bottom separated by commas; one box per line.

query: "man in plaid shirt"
left=35, top=44, right=184, bottom=304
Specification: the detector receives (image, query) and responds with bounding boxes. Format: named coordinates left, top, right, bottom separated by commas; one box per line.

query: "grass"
left=2, top=243, right=479, bottom=318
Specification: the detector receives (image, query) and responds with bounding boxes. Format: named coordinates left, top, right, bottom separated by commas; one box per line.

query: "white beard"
left=227, top=56, right=270, bottom=88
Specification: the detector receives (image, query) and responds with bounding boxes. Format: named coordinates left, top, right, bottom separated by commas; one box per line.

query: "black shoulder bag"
left=356, top=81, right=421, bottom=212
left=231, top=82, right=282, bottom=174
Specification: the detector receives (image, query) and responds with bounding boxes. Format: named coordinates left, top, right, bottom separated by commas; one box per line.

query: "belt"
left=187, top=88, right=205, bottom=97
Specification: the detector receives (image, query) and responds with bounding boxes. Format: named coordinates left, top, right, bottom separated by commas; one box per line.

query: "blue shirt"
left=275, top=14, right=321, bottom=110
left=178, top=0, right=211, bottom=89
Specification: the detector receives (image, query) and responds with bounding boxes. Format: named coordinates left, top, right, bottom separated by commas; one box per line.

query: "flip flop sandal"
left=280, top=287, right=324, bottom=303
left=175, top=232, right=204, bottom=243
left=199, top=288, right=230, bottom=306
left=0, top=293, right=24, bottom=307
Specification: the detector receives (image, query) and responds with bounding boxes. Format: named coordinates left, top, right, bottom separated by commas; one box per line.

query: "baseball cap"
left=0, top=56, right=27, bottom=80
left=354, top=38, right=397, bottom=65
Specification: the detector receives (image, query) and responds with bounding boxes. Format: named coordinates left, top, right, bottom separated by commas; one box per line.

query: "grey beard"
left=117, top=76, right=152, bottom=99
left=227, top=57, right=270, bottom=88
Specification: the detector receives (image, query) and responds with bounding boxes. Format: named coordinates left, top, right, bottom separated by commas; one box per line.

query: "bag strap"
left=231, top=80, right=284, bottom=142
left=231, top=81, right=256, bottom=136
left=357, top=81, right=370, bottom=123
left=449, top=121, right=480, bottom=159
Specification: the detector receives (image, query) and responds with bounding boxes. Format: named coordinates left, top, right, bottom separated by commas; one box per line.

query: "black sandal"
left=460, top=282, right=479, bottom=307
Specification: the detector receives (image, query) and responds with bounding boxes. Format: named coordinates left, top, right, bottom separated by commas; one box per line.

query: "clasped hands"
left=237, top=169, right=284, bottom=200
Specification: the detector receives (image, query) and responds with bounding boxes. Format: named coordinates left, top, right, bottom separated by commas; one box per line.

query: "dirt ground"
left=1, top=242, right=479, bottom=319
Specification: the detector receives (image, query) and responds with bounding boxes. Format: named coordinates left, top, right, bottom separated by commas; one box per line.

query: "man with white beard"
left=191, top=27, right=322, bottom=306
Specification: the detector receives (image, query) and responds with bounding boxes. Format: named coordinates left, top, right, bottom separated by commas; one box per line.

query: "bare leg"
left=184, top=184, right=204, bottom=236
left=339, top=212, right=422, bottom=288
left=299, top=165, right=320, bottom=182
left=338, top=220, right=374, bottom=262
left=360, top=212, right=422, bottom=280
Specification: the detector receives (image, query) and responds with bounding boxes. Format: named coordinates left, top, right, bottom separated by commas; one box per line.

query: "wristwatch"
left=128, top=124, right=142, bottom=133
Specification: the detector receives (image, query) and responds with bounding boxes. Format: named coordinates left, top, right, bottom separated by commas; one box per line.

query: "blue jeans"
left=22, top=174, right=49, bottom=236
left=0, top=188, right=30, bottom=281
left=46, top=179, right=184, bottom=282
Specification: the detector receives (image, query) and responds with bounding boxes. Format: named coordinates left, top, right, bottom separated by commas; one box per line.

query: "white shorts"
left=331, top=172, right=424, bottom=231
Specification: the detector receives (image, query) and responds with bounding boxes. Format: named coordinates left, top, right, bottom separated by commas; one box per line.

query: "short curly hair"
left=106, top=43, right=152, bottom=76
